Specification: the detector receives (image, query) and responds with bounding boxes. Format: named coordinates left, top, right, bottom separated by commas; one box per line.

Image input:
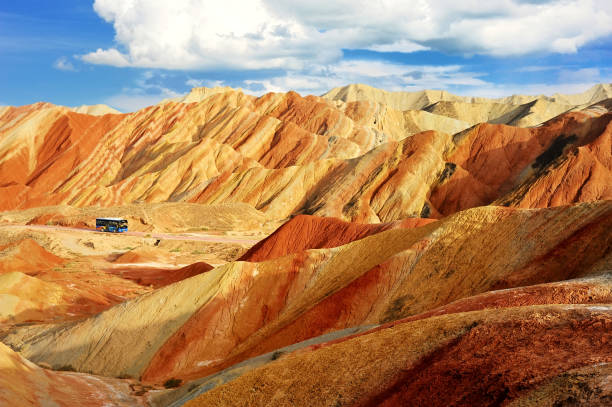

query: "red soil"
left=109, top=262, right=214, bottom=289
left=185, top=306, right=612, bottom=407
left=239, top=215, right=435, bottom=262
left=367, top=309, right=612, bottom=406
left=0, top=239, right=65, bottom=275
left=430, top=112, right=612, bottom=216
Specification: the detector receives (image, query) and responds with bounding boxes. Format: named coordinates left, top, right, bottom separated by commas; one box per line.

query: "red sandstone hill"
left=1, top=88, right=610, bottom=222
left=1, top=202, right=609, bottom=406
left=1, top=85, right=611, bottom=406
left=0, top=238, right=65, bottom=275
left=3, top=202, right=609, bottom=385
left=239, top=214, right=435, bottom=262
left=184, top=304, right=612, bottom=407
left=109, top=261, right=214, bottom=289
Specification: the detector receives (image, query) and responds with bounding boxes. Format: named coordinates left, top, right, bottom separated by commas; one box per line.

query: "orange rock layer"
left=1, top=90, right=610, bottom=222
left=0, top=342, right=146, bottom=407
left=239, top=214, right=435, bottom=262
left=0, top=239, right=149, bottom=324
left=4, top=202, right=609, bottom=386
left=185, top=304, right=612, bottom=407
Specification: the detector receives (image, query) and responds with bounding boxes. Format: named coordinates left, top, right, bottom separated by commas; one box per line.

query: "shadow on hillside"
left=0, top=200, right=610, bottom=397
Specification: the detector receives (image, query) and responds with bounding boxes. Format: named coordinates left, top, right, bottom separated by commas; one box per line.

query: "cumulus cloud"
left=366, top=41, right=430, bottom=53
left=82, top=0, right=612, bottom=70
left=455, top=80, right=611, bottom=99
left=185, top=78, right=226, bottom=88
left=241, top=60, right=489, bottom=96
left=82, top=48, right=130, bottom=67
left=104, top=71, right=181, bottom=112
left=558, top=68, right=602, bottom=83
left=53, top=56, right=77, bottom=71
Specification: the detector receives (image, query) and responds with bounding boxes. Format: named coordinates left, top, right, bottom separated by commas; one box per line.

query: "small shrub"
left=271, top=351, right=284, bottom=361
left=164, top=378, right=182, bottom=388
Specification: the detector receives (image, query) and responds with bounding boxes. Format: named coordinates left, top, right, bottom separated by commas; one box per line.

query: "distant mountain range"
left=1, top=84, right=610, bottom=218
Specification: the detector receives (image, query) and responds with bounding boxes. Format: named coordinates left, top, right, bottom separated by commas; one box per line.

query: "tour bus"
left=95, top=218, right=128, bottom=233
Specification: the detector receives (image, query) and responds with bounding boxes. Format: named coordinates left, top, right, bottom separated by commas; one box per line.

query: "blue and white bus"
left=96, top=218, right=128, bottom=233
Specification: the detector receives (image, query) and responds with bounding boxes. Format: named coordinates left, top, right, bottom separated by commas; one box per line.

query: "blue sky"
left=1, top=0, right=611, bottom=111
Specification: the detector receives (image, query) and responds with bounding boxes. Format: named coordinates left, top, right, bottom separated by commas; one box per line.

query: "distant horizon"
left=1, top=1, right=611, bottom=111
left=3, top=82, right=611, bottom=113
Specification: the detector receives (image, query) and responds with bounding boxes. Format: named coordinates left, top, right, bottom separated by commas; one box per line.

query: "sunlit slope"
left=3, top=202, right=609, bottom=384
left=2, top=86, right=609, bottom=220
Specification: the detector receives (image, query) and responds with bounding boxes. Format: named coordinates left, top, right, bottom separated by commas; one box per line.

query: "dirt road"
left=0, top=224, right=261, bottom=245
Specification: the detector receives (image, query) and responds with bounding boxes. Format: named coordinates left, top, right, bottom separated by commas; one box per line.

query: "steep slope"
left=425, top=98, right=574, bottom=127
left=160, top=273, right=612, bottom=406
left=325, top=83, right=612, bottom=128
left=0, top=342, right=146, bottom=406
left=495, top=105, right=612, bottom=209
left=183, top=304, right=612, bottom=407
left=429, top=107, right=612, bottom=216
left=162, top=86, right=238, bottom=104
left=552, top=83, right=612, bottom=105
left=0, top=236, right=152, bottom=324
left=191, top=129, right=453, bottom=222
left=109, top=262, right=215, bottom=289
left=3, top=202, right=609, bottom=384
left=323, top=83, right=483, bottom=110
left=1, top=87, right=610, bottom=221
left=239, top=214, right=435, bottom=262
left=193, top=105, right=611, bottom=222
left=0, top=90, right=466, bottom=212
left=0, top=272, right=66, bottom=323
left=0, top=238, right=65, bottom=275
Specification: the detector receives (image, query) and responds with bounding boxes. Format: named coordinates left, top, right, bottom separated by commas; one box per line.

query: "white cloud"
left=53, top=56, right=77, bottom=71
left=185, top=78, right=226, bottom=88
left=81, top=47, right=130, bottom=67
left=366, top=40, right=430, bottom=53
left=82, top=0, right=612, bottom=70
left=455, top=81, right=609, bottom=99
left=104, top=71, right=181, bottom=112
left=558, top=68, right=601, bottom=83
left=516, top=66, right=560, bottom=73
left=105, top=93, right=170, bottom=112
left=241, top=60, right=489, bottom=96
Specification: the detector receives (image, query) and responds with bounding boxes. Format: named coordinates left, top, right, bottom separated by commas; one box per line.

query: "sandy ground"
left=0, top=224, right=263, bottom=265
left=0, top=222, right=267, bottom=328
left=1, top=224, right=261, bottom=244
